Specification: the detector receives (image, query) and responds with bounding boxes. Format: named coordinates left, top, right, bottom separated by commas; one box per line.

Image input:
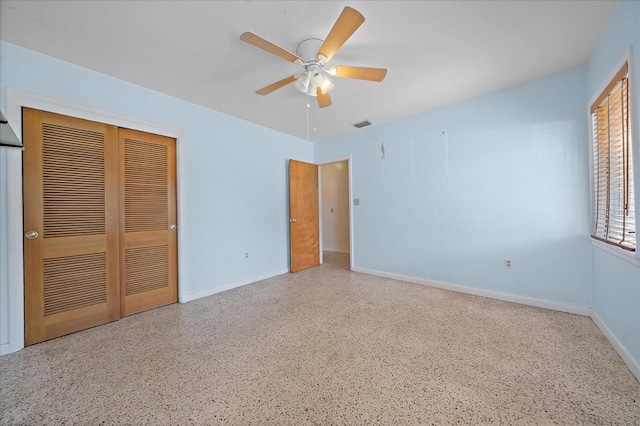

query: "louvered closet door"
left=119, top=128, right=177, bottom=316
left=23, top=108, right=120, bottom=345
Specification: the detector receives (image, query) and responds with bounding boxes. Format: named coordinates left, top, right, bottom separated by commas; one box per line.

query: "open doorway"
left=319, top=159, right=352, bottom=270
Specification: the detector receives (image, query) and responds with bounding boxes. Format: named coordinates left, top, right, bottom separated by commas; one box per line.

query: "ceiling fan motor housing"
left=296, top=38, right=324, bottom=62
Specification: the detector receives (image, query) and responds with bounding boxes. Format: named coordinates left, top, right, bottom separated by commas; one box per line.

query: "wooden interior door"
left=289, top=159, right=320, bottom=272
left=119, top=128, right=177, bottom=316
left=23, top=108, right=120, bottom=345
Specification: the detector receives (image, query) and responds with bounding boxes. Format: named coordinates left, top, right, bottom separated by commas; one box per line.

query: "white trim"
left=591, top=311, right=640, bottom=383
left=175, top=122, right=188, bottom=304
left=351, top=266, right=592, bottom=316
left=592, top=239, right=640, bottom=267
left=588, top=52, right=631, bottom=108
left=323, top=249, right=350, bottom=254
left=0, top=149, right=23, bottom=355
left=630, top=47, right=640, bottom=268
left=316, top=155, right=354, bottom=270
left=587, top=49, right=640, bottom=267
left=0, top=149, right=6, bottom=348
left=318, top=169, right=323, bottom=265
left=5, top=89, right=186, bottom=144
left=352, top=265, right=640, bottom=383
left=2, top=88, right=188, bottom=355
left=182, top=268, right=288, bottom=302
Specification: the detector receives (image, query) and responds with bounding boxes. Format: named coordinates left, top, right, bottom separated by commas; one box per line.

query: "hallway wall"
left=321, top=161, right=350, bottom=254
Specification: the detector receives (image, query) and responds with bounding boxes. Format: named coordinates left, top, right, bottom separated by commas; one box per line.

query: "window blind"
left=591, top=63, right=636, bottom=251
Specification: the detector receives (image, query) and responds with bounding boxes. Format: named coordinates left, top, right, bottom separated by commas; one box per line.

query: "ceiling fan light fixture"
left=294, top=72, right=311, bottom=93
left=306, top=85, right=318, bottom=97
left=320, top=77, right=334, bottom=94
left=312, top=71, right=324, bottom=86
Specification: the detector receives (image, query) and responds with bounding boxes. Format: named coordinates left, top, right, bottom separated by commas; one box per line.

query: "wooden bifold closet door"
left=23, top=109, right=177, bottom=345
left=119, top=128, right=177, bottom=316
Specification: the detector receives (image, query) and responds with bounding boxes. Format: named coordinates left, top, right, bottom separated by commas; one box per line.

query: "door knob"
left=289, top=218, right=297, bottom=223
left=170, top=224, right=177, bottom=230
left=25, top=231, right=39, bottom=239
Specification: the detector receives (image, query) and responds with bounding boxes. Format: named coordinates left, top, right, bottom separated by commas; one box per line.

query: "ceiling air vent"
left=353, top=120, right=371, bottom=129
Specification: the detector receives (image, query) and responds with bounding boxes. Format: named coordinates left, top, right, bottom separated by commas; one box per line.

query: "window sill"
left=591, top=239, right=640, bottom=267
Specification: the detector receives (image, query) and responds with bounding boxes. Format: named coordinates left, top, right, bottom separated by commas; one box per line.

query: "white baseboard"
left=182, top=268, right=289, bottom=302
left=0, top=343, right=15, bottom=356
left=323, top=249, right=350, bottom=254
left=352, top=266, right=640, bottom=383
left=4, top=261, right=639, bottom=384
left=351, top=267, right=591, bottom=316
left=591, top=311, right=640, bottom=382
left=1, top=268, right=289, bottom=355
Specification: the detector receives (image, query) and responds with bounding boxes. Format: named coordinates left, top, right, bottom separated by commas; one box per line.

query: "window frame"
left=588, top=58, right=640, bottom=266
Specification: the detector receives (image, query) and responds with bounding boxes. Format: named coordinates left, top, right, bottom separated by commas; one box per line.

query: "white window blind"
left=591, top=63, right=636, bottom=251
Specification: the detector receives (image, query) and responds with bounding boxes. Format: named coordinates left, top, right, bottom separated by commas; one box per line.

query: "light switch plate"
left=354, top=198, right=360, bottom=206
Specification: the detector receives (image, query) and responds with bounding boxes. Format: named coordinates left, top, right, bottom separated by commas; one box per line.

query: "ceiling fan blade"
left=256, top=75, right=298, bottom=95
left=240, top=32, right=303, bottom=64
left=317, top=7, right=365, bottom=63
left=330, top=66, right=387, bottom=82
left=317, top=87, right=332, bottom=108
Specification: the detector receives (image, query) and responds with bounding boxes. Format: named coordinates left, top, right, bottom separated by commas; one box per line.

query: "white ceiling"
left=0, top=0, right=616, bottom=142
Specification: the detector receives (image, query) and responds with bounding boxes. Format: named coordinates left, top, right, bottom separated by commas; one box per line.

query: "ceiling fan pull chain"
left=306, top=95, right=310, bottom=141
left=313, top=100, right=317, bottom=132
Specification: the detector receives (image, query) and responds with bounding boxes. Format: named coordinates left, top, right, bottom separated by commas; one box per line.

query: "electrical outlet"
left=245, top=252, right=249, bottom=259
left=504, top=259, right=512, bottom=269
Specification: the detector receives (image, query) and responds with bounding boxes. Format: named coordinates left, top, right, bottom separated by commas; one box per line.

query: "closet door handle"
left=25, top=231, right=39, bottom=239
left=170, top=224, right=177, bottom=230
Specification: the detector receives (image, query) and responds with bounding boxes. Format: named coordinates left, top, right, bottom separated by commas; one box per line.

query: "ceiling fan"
left=240, top=6, right=387, bottom=108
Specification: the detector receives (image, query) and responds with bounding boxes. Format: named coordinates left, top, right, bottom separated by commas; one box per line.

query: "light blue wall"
left=1, top=1, right=638, bottom=370
left=0, top=149, right=7, bottom=346
left=587, top=0, right=640, bottom=367
left=0, top=41, right=312, bottom=347
left=316, top=66, right=592, bottom=307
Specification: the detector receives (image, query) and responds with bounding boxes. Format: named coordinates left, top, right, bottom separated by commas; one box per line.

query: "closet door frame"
left=2, top=88, right=186, bottom=355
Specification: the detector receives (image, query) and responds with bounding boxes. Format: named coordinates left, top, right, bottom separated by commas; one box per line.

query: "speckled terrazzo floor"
left=1, top=252, right=639, bottom=425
